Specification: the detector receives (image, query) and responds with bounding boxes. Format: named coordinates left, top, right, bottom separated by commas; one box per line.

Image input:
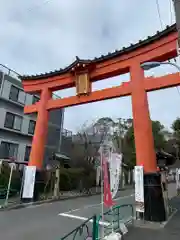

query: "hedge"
left=59, top=168, right=96, bottom=191
left=0, top=164, right=96, bottom=197
left=0, top=164, right=22, bottom=199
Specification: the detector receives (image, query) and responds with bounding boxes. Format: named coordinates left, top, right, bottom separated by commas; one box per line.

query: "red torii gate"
left=20, top=24, right=178, bottom=173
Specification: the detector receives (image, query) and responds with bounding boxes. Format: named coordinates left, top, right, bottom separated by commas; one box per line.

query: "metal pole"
left=141, top=61, right=180, bottom=72
left=109, top=149, right=114, bottom=234
left=118, top=118, right=124, bottom=189
left=92, top=215, right=97, bottom=240
left=161, top=61, right=180, bottom=72
left=173, top=0, right=180, bottom=47
left=19, top=167, right=25, bottom=201
left=100, top=145, right=104, bottom=239
left=4, top=164, right=13, bottom=206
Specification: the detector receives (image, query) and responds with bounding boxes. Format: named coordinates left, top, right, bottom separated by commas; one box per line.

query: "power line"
left=176, top=86, right=180, bottom=96
left=169, top=0, right=173, bottom=24
left=168, top=59, right=180, bottom=98
left=155, top=0, right=163, bottom=29
left=156, top=0, right=180, bottom=100
left=26, top=0, right=52, bottom=12
left=17, top=0, right=53, bottom=19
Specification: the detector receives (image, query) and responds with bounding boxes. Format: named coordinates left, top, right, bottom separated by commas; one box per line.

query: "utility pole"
left=173, top=0, right=180, bottom=47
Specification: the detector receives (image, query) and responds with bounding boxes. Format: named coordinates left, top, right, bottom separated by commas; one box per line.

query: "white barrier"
left=103, top=232, right=122, bottom=240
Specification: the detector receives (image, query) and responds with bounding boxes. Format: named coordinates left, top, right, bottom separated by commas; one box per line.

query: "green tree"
left=172, top=117, right=180, bottom=144
left=172, top=117, right=180, bottom=132
left=122, top=120, right=168, bottom=167
left=122, top=121, right=136, bottom=167
left=151, top=121, right=167, bottom=150
left=171, top=117, right=180, bottom=158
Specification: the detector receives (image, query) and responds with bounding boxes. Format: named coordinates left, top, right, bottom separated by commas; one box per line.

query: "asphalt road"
left=0, top=188, right=134, bottom=240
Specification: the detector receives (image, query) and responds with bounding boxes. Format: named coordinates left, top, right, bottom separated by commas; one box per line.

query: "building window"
left=4, top=112, right=14, bottom=128
left=9, top=85, right=19, bottom=101
left=24, top=146, right=31, bottom=162
left=28, top=120, right=36, bottom=134
left=13, top=115, right=22, bottom=131
left=32, top=95, right=39, bottom=104
left=0, top=72, right=3, bottom=89
left=9, top=85, right=25, bottom=104
left=18, top=91, right=26, bottom=104
left=0, top=141, right=18, bottom=159
left=4, top=112, right=22, bottom=131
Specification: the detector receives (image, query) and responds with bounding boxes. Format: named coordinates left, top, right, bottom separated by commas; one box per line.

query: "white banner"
left=0, top=160, right=2, bottom=174
left=134, top=166, right=144, bottom=212
left=176, top=168, right=180, bottom=190
left=96, top=166, right=101, bottom=186
left=109, top=153, right=122, bottom=199
left=22, top=166, right=36, bottom=199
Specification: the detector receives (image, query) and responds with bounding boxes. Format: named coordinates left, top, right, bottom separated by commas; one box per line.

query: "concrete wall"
left=0, top=71, right=66, bottom=166
left=0, top=73, right=35, bottom=162
left=0, top=130, right=32, bottom=162
left=0, top=75, right=34, bottom=106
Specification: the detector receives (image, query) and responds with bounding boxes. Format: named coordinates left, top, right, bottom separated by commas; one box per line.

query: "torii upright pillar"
left=131, top=63, right=157, bottom=172
left=131, top=63, right=166, bottom=222
left=22, top=88, right=52, bottom=202
left=29, top=88, right=52, bottom=169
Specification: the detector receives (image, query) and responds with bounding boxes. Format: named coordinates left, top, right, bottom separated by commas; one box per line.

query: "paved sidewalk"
left=124, top=196, right=180, bottom=240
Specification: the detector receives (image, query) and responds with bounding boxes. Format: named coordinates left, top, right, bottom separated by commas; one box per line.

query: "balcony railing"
left=0, top=64, right=20, bottom=80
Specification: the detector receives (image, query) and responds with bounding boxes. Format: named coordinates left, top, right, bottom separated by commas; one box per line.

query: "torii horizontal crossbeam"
left=24, top=72, right=180, bottom=114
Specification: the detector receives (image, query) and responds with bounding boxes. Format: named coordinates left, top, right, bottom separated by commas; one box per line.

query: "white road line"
left=26, top=202, right=53, bottom=209
left=59, top=193, right=134, bottom=215
left=60, top=213, right=87, bottom=221
left=59, top=213, right=110, bottom=226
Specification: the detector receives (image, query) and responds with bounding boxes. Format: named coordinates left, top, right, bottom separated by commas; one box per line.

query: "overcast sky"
left=0, top=0, right=179, bottom=132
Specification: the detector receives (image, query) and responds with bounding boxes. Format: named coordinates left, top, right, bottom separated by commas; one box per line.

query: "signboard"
left=22, top=166, right=36, bottom=199
left=134, top=166, right=144, bottom=212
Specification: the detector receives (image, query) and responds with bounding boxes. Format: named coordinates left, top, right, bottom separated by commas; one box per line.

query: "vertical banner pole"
left=96, top=166, right=101, bottom=193
left=100, top=146, right=104, bottom=239
left=19, top=166, right=25, bottom=200
left=109, top=150, right=114, bottom=233
left=5, top=164, right=13, bottom=206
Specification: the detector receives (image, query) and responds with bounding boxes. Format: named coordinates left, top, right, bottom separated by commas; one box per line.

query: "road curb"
left=0, top=186, right=133, bottom=211
left=0, top=192, right=100, bottom=211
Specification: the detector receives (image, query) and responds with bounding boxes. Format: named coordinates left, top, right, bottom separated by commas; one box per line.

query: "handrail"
left=60, top=215, right=97, bottom=240
left=59, top=204, right=134, bottom=240
left=97, top=204, right=133, bottom=221
left=95, top=204, right=134, bottom=239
